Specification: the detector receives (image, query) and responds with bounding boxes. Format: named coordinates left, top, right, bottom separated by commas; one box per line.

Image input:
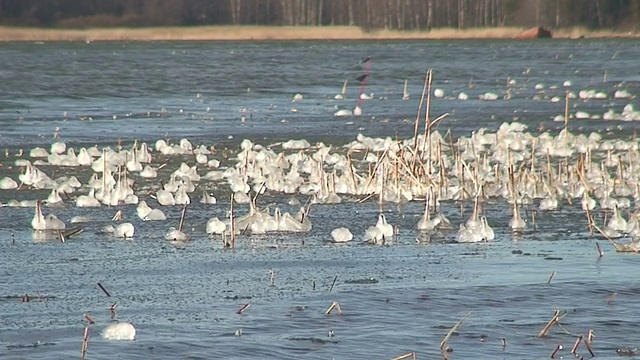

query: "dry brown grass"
left=0, top=25, right=637, bottom=42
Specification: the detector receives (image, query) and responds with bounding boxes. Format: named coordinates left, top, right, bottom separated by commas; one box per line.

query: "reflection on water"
left=0, top=40, right=639, bottom=359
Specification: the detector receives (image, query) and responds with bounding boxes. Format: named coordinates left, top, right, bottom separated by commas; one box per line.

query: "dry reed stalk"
left=564, top=193, right=573, bottom=206
left=97, top=282, right=111, bottom=297
left=404, top=145, right=435, bottom=184
left=269, top=270, right=276, bottom=287
left=230, top=193, right=236, bottom=249
left=83, top=313, right=96, bottom=325
left=237, top=303, right=250, bottom=314
left=571, top=335, right=583, bottom=354
left=178, top=203, right=188, bottom=232
left=110, top=302, right=117, bottom=319
left=591, top=221, right=638, bottom=252
left=389, top=352, right=417, bottom=360
left=538, top=308, right=560, bottom=337
left=80, top=326, right=90, bottom=360
left=402, top=79, right=409, bottom=100
left=101, top=148, right=107, bottom=194
left=378, top=163, right=386, bottom=208
left=390, top=148, right=424, bottom=188
left=440, top=311, right=472, bottom=352
left=329, top=275, right=338, bottom=292
left=57, top=230, right=65, bottom=243
left=607, top=292, right=618, bottom=304
left=531, top=211, right=537, bottom=230
left=362, top=148, right=390, bottom=196
left=346, top=153, right=358, bottom=192
left=618, top=155, right=624, bottom=184
left=585, top=204, right=594, bottom=234
left=428, top=112, right=450, bottom=132
left=357, top=192, right=377, bottom=204
left=421, top=70, right=434, bottom=163
left=564, top=90, right=569, bottom=133
left=584, top=335, right=595, bottom=356
left=550, top=344, right=563, bottom=358
left=411, top=71, right=430, bottom=165
left=596, top=242, right=604, bottom=257
left=547, top=271, right=556, bottom=284
left=325, top=301, right=343, bottom=315
left=545, top=151, right=554, bottom=186
left=60, top=190, right=71, bottom=201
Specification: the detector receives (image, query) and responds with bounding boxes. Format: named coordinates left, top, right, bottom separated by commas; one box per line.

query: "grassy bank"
left=0, top=25, right=637, bottom=42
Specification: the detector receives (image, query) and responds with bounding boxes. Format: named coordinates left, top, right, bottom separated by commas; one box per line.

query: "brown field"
left=0, top=25, right=638, bottom=42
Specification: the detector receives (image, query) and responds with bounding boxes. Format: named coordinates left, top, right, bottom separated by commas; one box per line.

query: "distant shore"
left=0, top=25, right=638, bottom=42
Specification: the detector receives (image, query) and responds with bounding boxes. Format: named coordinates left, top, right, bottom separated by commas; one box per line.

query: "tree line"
left=0, top=0, right=638, bottom=31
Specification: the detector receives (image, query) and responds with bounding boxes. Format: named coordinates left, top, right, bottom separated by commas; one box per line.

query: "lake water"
left=1, top=39, right=640, bottom=359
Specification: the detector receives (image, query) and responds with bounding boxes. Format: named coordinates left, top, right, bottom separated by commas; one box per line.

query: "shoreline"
left=0, top=25, right=639, bottom=42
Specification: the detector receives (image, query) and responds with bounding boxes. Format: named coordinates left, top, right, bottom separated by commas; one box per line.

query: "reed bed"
left=2, top=63, right=640, bottom=359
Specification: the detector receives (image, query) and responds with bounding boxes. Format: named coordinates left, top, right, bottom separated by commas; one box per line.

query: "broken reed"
left=596, top=242, right=604, bottom=257
left=538, top=308, right=561, bottom=337
left=571, top=335, right=582, bottom=354
left=389, top=352, right=417, bottom=360
left=440, top=311, right=472, bottom=355
left=325, top=301, right=343, bottom=315
left=83, top=313, right=95, bottom=325
left=80, top=326, right=90, bottom=360
left=547, top=271, right=556, bottom=284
